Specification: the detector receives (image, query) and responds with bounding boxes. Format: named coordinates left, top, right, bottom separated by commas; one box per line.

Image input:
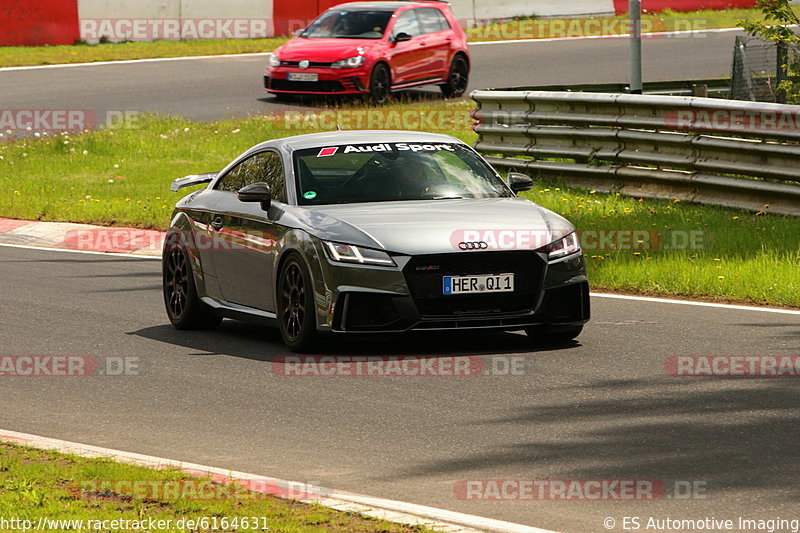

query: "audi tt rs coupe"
left=163, top=131, right=590, bottom=351
left=264, top=1, right=470, bottom=103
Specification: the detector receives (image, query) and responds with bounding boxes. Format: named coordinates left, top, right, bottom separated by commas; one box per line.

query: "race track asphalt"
left=0, top=29, right=743, bottom=124
left=2, top=245, right=798, bottom=532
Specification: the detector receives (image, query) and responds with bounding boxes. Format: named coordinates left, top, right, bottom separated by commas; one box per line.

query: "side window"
left=416, top=8, right=450, bottom=34
left=216, top=152, right=286, bottom=202
left=256, top=152, right=286, bottom=202
left=216, top=162, right=245, bottom=193
left=392, top=10, right=421, bottom=38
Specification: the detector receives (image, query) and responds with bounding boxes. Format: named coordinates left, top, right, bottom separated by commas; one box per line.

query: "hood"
left=275, top=38, right=374, bottom=62
left=298, top=198, right=575, bottom=256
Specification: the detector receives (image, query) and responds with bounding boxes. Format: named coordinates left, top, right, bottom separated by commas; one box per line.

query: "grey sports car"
left=163, top=130, right=589, bottom=351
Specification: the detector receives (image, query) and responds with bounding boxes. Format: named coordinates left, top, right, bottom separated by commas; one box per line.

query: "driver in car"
left=394, top=159, right=431, bottom=198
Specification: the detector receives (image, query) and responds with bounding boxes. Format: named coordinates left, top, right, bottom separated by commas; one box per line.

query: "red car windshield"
left=301, top=10, right=394, bottom=39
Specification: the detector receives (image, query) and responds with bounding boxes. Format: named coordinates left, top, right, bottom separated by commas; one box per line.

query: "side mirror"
left=508, top=172, right=533, bottom=193
left=391, top=32, right=412, bottom=44
left=237, top=182, right=272, bottom=210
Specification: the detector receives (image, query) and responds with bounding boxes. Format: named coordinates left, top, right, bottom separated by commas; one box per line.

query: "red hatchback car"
left=264, top=1, right=470, bottom=103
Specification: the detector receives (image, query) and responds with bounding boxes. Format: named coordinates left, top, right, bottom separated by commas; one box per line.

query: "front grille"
left=269, top=79, right=346, bottom=93
left=403, top=252, right=545, bottom=318
left=280, top=61, right=334, bottom=68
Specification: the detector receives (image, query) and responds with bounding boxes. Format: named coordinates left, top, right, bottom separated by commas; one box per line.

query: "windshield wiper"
left=433, top=196, right=465, bottom=200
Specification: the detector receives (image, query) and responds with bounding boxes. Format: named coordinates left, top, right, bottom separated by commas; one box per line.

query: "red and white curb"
left=3, top=217, right=798, bottom=316
left=0, top=430, right=554, bottom=533
left=0, top=218, right=163, bottom=257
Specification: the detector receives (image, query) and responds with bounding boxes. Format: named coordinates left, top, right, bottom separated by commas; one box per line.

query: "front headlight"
left=268, top=54, right=281, bottom=67
left=540, top=232, right=581, bottom=261
left=323, top=241, right=395, bottom=266
left=331, top=56, right=364, bottom=69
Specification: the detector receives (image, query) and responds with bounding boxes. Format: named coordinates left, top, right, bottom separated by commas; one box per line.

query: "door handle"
left=211, top=216, right=224, bottom=231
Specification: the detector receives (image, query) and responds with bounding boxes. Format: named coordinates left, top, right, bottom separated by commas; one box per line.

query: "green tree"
left=740, top=0, right=800, bottom=103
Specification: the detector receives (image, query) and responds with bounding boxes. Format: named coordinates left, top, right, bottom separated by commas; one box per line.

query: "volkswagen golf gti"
left=163, top=130, right=590, bottom=351
left=264, top=1, right=470, bottom=103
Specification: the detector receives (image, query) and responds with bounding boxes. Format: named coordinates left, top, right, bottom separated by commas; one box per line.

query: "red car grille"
left=269, top=79, right=346, bottom=93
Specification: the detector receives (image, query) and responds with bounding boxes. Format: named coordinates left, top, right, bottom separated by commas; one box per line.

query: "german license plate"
left=443, top=274, right=515, bottom=295
left=287, top=72, right=318, bottom=82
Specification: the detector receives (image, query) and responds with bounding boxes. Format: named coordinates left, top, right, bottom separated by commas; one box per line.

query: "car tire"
left=525, top=325, right=583, bottom=344
left=440, top=54, right=470, bottom=99
left=369, top=63, right=392, bottom=105
left=163, top=246, right=222, bottom=330
left=277, top=254, right=318, bottom=353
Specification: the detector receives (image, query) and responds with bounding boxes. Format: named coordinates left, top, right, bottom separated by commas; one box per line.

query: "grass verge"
left=0, top=8, right=762, bottom=68
left=0, top=442, right=430, bottom=532
left=0, top=100, right=798, bottom=308
left=523, top=185, right=800, bottom=308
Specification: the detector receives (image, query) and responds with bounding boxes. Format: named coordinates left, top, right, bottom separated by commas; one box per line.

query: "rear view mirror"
left=237, top=182, right=272, bottom=210
left=392, top=32, right=412, bottom=44
left=508, top=172, right=533, bottom=193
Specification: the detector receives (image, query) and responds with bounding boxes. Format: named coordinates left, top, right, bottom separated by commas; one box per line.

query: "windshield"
left=301, top=10, right=394, bottom=39
left=293, top=143, right=514, bottom=205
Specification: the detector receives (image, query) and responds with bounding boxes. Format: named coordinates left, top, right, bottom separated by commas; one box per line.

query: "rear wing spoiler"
left=170, top=172, right=218, bottom=192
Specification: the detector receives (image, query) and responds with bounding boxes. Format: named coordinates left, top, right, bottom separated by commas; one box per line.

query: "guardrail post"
left=692, top=84, right=708, bottom=97
left=777, top=41, right=788, bottom=104
left=629, top=0, right=643, bottom=94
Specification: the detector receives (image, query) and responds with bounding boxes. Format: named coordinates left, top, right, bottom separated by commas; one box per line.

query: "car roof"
left=325, top=1, right=444, bottom=12
left=248, top=130, right=465, bottom=153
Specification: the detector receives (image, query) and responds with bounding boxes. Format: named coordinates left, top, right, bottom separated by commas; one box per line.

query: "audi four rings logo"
left=459, top=241, right=489, bottom=250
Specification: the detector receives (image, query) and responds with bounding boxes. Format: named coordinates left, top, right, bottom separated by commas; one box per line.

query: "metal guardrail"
left=471, top=90, right=800, bottom=216
left=489, top=78, right=732, bottom=98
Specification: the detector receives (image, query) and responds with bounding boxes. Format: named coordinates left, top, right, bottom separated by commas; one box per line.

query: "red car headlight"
left=331, top=56, right=365, bottom=69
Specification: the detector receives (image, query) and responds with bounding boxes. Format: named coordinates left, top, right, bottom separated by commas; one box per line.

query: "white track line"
left=2, top=242, right=798, bottom=315
left=0, top=52, right=271, bottom=72
left=0, top=242, right=159, bottom=259
left=0, top=26, right=747, bottom=72
left=592, top=293, right=800, bottom=316
left=0, top=429, right=555, bottom=533
left=468, top=26, right=743, bottom=46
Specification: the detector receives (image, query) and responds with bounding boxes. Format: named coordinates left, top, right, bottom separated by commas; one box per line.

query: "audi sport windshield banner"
left=317, top=143, right=458, bottom=157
